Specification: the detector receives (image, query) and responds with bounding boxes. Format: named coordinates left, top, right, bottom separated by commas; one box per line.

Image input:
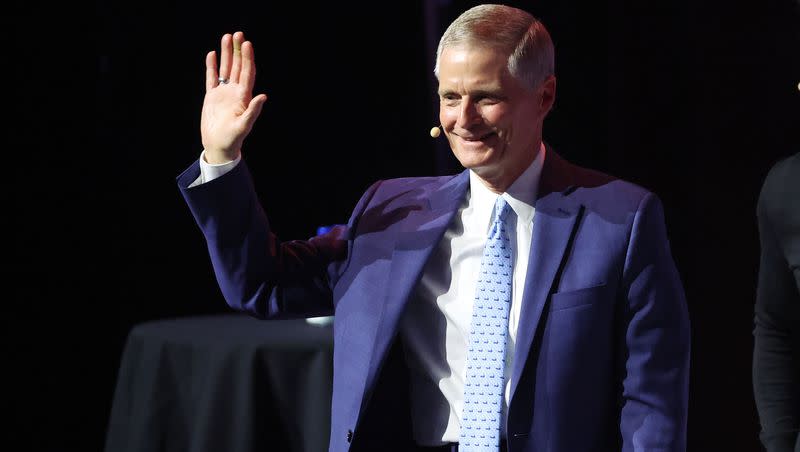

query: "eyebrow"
left=471, top=89, right=505, bottom=98
left=438, top=87, right=505, bottom=98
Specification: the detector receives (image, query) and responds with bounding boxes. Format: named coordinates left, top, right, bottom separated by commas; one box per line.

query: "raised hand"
left=201, top=31, right=268, bottom=164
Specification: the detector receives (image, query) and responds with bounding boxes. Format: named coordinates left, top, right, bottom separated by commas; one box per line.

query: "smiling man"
left=436, top=35, right=553, bottom=194
left=178, top=4, right=690, bottom=452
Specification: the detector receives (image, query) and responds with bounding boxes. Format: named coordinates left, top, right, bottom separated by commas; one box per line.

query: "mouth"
left=458, top=131, right=496, bottom=144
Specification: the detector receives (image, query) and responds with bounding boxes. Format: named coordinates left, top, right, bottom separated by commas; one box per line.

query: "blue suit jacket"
left=178, top=148, right=690, bottom=452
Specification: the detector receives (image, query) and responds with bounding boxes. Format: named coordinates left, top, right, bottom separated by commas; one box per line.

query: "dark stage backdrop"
left=9, top=0, right=799, bottom=451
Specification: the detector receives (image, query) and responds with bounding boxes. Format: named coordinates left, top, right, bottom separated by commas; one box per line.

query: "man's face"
left=438, top=45, right=552, bottom=187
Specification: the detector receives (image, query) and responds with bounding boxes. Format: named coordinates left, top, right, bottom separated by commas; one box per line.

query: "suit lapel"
left=350, top=149, right=582, bottom=412
left=359, top=170, right=470, bottom=410
left=510, top=148, right=583, bottom=401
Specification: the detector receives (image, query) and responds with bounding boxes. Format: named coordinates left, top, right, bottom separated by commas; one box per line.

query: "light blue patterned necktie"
left=460, top=196, right=513, bottom=452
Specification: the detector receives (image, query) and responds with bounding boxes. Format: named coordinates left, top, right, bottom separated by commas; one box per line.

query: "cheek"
left=439, top=107, right=457, bottom=128
left=481, top=106, right=508, bottom=127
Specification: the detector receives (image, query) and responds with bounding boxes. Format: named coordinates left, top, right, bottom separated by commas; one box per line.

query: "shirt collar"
left=468, top=142, right=546, bottom=228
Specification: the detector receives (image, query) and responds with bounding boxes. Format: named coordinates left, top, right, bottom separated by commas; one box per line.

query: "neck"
left=473, top=141, right=542, bottom=194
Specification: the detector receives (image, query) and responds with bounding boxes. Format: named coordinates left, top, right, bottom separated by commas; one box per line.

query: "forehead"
left=438, top=45, right=512, bottom=89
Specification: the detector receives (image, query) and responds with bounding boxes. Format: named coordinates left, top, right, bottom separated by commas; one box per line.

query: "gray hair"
left=434, top=4, right=555, bottom=90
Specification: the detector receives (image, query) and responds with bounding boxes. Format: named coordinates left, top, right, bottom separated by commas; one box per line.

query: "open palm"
left=200, top=31, right=267, bottom=164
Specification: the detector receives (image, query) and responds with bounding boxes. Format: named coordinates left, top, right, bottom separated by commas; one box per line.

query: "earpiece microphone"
left=430, top=126, right=441, bottom=138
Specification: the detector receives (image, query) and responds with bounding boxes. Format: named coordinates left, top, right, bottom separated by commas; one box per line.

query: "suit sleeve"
left=753, top=163, right=800, bottom=452
left=177, top=158, right=380, bottom=319
left=619, top=193, right=691, bottom=452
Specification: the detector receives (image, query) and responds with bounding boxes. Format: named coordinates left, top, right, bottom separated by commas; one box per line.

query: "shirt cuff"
left=188, top=150, right=242, bottom=187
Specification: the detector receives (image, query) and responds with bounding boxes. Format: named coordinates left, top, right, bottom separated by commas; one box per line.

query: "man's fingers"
left=240, top=41, right=256, bottom=93
left=230, top=31, right=244, bottom=84
left=205, top=51, right=217, bottom=91
left=219, top=33, right=233, bottom=82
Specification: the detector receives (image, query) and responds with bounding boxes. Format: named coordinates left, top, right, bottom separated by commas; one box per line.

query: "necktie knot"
left=496, top=195, right=512, bottom=221
left=489, top=196, right=512, bottom=239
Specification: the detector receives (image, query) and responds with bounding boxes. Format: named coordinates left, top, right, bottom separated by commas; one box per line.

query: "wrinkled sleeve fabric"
left=620, top=193, right=691, bottom=452
left=177, top=157, right=380, bottom=319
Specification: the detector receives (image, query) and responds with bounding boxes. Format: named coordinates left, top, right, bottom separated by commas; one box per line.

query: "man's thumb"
left=243, top=94, right=268, bottom=125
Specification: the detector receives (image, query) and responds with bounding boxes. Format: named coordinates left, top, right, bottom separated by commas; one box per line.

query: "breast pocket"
left=549, top=283, right=608, bottom=312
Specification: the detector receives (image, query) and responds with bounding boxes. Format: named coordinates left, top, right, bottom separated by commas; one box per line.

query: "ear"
left=539, top=75, right=556, bottom=117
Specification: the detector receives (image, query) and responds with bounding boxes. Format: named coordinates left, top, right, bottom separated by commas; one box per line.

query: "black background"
left=8, top=0, right=799, bottom=450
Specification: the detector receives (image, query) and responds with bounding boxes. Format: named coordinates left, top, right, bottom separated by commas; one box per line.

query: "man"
left=178, top=5, right=690, bottom=451
left=753, top=153, right=800, bottom=452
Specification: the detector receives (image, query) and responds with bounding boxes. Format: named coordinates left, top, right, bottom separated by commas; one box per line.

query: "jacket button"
left=346, top=429, right=353, bottom=443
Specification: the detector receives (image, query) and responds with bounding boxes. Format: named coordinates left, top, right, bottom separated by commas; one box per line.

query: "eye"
left=440, top=93, right=460, bottom=106
left=476, top=96, right=499, bottom=106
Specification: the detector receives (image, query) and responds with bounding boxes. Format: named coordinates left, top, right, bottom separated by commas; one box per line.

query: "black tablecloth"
left=105, top=314, right=333, bottom=452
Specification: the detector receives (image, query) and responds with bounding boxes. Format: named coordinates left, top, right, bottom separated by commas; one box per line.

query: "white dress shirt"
left=192, top=144, right=546, bottom=446
left=399, top=145, right=544, bottom=445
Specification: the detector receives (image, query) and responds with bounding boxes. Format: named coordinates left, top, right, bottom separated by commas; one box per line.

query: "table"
left=104, top=314, right=334, bottom=452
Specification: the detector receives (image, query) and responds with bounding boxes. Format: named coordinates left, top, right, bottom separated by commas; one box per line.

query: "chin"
left=454, top=146, right=501, bottom=169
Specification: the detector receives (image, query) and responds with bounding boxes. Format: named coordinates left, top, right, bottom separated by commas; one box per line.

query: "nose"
left=456, top=100, right=481, bottom=129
